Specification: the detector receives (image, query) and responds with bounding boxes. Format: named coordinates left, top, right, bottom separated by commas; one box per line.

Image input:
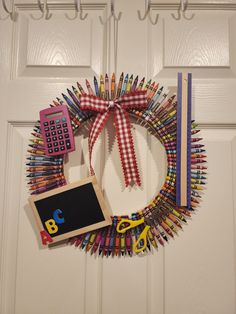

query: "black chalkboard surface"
left=29, top=176, right=112, bottom=246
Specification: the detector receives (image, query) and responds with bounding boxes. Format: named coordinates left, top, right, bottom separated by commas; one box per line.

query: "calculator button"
left=53, top=142, right=59, bottom=147
left=47, top=143, right=52, bottom=148
left=46, top=138, right=51, bottom=143
left=56, top=124, right=61, bottom=129
left=46, top=133, right=50, bottom=137
left=59, top=141, right=64, bottom=145
left=58, top=130, right=62, bottom=134
left=55, top=119, right=60, bottom=124
left=54, top=147, right=59, bottom=152
left=63, top=128, right=68, bottom=133
left=60, top=146, right=65, bottom=151
left=52, top=131, right=56, bottom=136
left=58, top=135, right=63, bottom=140
left=48, top=149, right=53, bottom=153
left=65, top=140, right=71, bottom=149
left=52, top=136, right=57, bottom=141
left=62, top=123, right=67, bottom=128
left=45, top=127, right=49, bottom=131
left=44, top=122, right=48, bottom=126
left=50, top=120, right=55, bottom=125
left=64, top=134, right=69, bottom=138
left=50, top=126, right=55, bottom=130
left=62, top=117, right=66, bottom=122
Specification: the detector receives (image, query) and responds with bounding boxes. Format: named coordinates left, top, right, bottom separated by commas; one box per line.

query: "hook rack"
left=99, top=0, right=122, bottom=25
left=30, top=0, right=52, bottom=20
left=1, top=0, right=17, bottom=20
left=137, top=0, right=159, bottom=25
left=65, top=0, right=88, bottom=21
left=171, top=0, right=194, bottom=20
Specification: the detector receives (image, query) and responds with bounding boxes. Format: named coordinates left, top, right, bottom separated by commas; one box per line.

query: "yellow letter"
left=45, top=219, right=58, bottom=234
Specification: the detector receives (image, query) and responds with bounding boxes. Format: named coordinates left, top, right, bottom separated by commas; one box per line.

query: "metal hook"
left=171, top=0, right=194, bottom=20
left=65, top=0, right=88, bottom=21
left=99, top=0, right=122, bottom=25
left=2, top=0, right=17, bottom=21
left=30, top=0, right=52, bottom=20
left=137, top=0, right=159, bottom=25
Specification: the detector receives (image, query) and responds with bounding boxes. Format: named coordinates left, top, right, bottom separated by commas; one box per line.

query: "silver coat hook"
left=65, top=0, right=88, bottom=20
left=2, top=0, right=17, bottom=21
left=171, top=0, right=194, bottom=20
left=30, top=0, right=52, bottom=20
left=99, top=0, right=122, bottom=25
left=137, top=0, right=159, bottom=25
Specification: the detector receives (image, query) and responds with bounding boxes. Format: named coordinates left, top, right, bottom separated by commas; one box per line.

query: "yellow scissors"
left=116, top=215, right=151, bottom=253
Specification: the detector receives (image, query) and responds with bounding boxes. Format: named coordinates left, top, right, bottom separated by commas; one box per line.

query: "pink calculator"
left=40, top=105, right=75, bottom=156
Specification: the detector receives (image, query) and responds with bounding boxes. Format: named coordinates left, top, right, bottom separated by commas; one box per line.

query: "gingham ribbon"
left=80, top=91, right=147, bottom=186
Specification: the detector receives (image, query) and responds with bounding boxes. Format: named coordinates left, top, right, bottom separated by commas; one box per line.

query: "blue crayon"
left=120, top=74, right=129, bottom=96
left=27, top=156, right=63, bottom=162
left=94, top=76, right=99, bottom=96
left=26, top=161, right=63, bottom=166
left=27, top=169, right=63, bottom=177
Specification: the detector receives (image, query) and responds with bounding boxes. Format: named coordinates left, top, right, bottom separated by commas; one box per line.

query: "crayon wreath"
left=26, top=73, right=207, bottom=256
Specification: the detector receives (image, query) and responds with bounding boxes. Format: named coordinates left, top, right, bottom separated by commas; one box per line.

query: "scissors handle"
left=116, top=217, right=144, bottom=233
left=133, top=225, right=150, bottom=253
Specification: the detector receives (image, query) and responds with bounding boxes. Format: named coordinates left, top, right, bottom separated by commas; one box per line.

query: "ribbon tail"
left=88, top=112, right=110, bottom=176
left=114, top=109, right=141, bottom=187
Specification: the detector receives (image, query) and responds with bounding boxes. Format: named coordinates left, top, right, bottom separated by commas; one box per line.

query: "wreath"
left=26, top=73, right=206, bottom=257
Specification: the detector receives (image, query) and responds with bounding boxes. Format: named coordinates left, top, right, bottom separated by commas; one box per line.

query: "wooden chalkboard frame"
left=28, top=176, right=112, bottom=245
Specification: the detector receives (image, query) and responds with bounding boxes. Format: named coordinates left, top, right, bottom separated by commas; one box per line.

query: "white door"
left=1, top=0, right=236, bottom=313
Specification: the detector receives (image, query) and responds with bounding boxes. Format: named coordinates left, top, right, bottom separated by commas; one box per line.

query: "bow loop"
left=80, top=90, right=147, bottom=186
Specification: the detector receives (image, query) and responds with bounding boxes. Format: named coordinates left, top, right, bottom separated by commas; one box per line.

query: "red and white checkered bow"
left=80, top=91, right=147, bottom=186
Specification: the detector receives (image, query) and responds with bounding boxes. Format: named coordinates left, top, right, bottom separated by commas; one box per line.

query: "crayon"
left=81, top=232, right=91, bottom=249
left=27, top=156, right=63, bottom=162
left=100, top=75, right=105, bottom=99
left=30, top=180, right=65, bottom=194
left=86, top=231, right=97, bottom=252
left=27, top=166, right=63, bottom=172
left=137, top=77, right=145, bottom=90
left=131, top=75, right=139, bottom=91
left=26, top=169, right=63, bottom=177
left=27, top=174, right=64, bottom=184
left=111, top=73, right=116, bottom=100
left=116, top=72, right=124, bottom=98
left=108, top=217, right=117, bottom=256
left=77, top=82, right=86, bottom=95
left=91, top=228, right=103, bottom=255
left=26, top=161, right=63, bottom=166
left=27, top=149, right=45, bottom=155
left=98, top=227, right=107, bottom=255
left=121, top=74, right=129, bottom=96
left=28, top=144, right=45, bottom=150
left=31, top=132, right=42, bottom=138
left=94, top=76, right=99, bottom=97
left=29, top=178, right=65, bottom=190
left=85, top=79, right=94, bottom=95
left=72, top=85, right=81, bottom=98
left=126, top=74, right=133, bottom=92
left=144, top=79, right=152, bottom=91
left=105, top=74, right=109, bottom=100
left=30, top=139, right=44, bottom=145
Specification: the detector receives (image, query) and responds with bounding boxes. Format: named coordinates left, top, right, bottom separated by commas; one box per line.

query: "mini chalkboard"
left=28, top=176, right=112, bottom=246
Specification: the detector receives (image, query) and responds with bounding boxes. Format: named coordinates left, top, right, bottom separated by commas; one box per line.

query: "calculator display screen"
left=46, top=111, right=63, bottom=118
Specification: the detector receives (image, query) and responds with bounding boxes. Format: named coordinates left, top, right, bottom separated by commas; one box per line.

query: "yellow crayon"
left=126, top=74, right=133, bottom=92
left=137, top=77, right=145, bottom=90
left=191, top=184, right=204, bottom=190
left=100, top=75, right=105, bottom=99
left=165, top=218, right=178, bottom=234
left=30, top=139, right=44, bottom=145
